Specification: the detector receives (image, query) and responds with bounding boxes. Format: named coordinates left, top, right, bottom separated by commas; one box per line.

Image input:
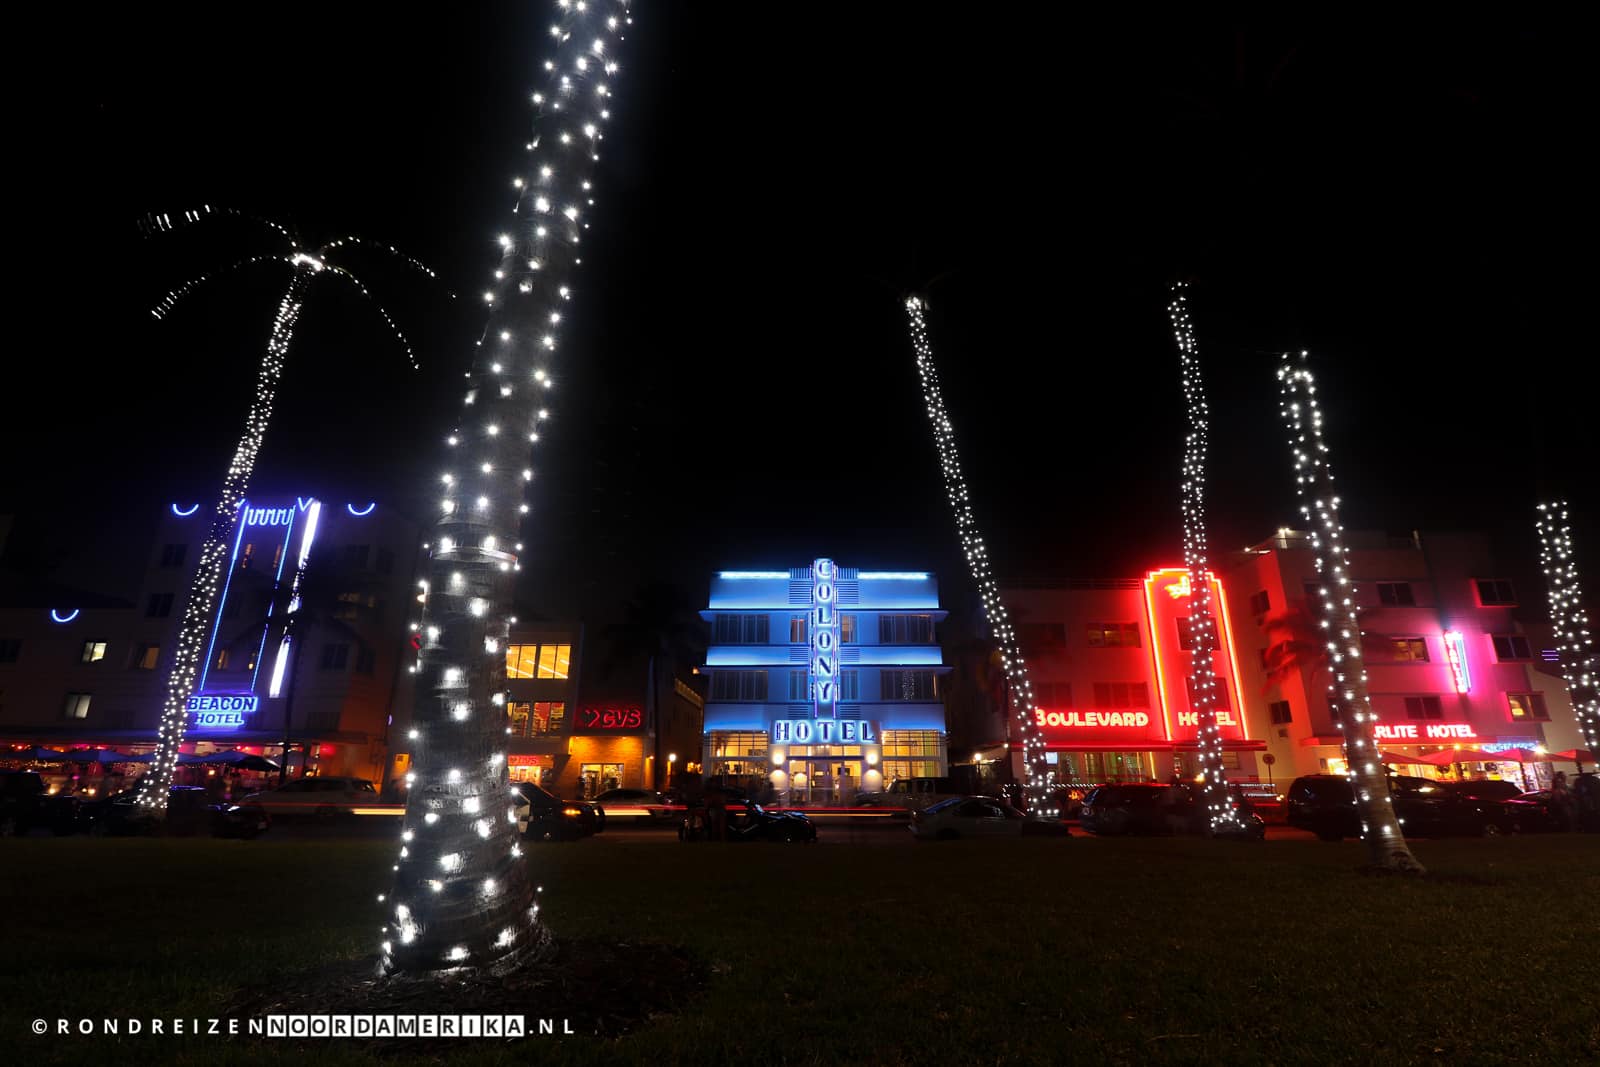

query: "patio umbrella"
left=190, top=750, right=280, bottom=771
left=61, top=748, right=135, bottom=765
left=2, top=746, right=70, bottom=762
left=1549, top=748, right=1597, bottom=771
left=1379, top=751, right=1425, bottom=765
left=1413, top=749, right=1487, bottom=767
left=1481, top=748, right=1547, bottom=765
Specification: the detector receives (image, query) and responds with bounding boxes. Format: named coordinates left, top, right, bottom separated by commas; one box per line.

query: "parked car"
left=1078, top=782, right=1265, bottom=839
left=911, top=795, right=1028, bottom=840
left=1497, top=790, right=1563, bottom=833
left=517, top=784, right=603, bottom=842
left=679, top=798, right=816, bottom=842
left=84, top=785, right=269, bottom=838
left=0, top=770, right=80, bottom=836
left=1286, top=773, right=1511, bottom=840
left=239, top=776, right=379, bottom=818
left=851, top=791, right=913, bottom=819
left=1438, top=779, right=1524, bottom=804
left=883, top=776, right=964, bottom=812
left=591, top=788, right=672, bottom=824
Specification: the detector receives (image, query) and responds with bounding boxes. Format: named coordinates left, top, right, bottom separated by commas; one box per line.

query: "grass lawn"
left=2, top=833, right=1598, bottom=1065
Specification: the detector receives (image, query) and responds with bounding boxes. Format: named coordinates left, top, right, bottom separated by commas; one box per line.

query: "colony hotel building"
left=699, top=561, right=949, bottom=801
left=0, top=498, right=422, bottom=783
left=1002, top=530, right=1585, bottom=794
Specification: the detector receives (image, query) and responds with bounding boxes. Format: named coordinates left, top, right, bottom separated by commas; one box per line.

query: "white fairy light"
left=1535, top=502, right=1600, bottom=754
left=1279, top=350, right=1424, bottom=873
left=1167, top=284, right=1246, bottom=834
left=902, top=295, right=1052, bottom=814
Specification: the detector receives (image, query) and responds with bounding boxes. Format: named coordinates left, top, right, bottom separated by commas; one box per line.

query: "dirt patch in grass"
left=223, top=932, right=706, bottom=1053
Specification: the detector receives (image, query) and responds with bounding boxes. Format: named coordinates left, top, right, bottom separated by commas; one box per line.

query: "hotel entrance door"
left=790, top=759, right=860, bottom=806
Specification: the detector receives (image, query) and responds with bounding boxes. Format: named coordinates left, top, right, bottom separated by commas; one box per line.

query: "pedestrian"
left=704, top=779, right=728, bottom=841
left=837, top=766, right=854, bottom=808
left=1550, top=771, right=1577, bottom=832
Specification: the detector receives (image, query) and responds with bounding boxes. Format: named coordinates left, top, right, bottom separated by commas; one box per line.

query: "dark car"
left=1438, top=779, right=1524, bottom=804
left=0, top=770, right=81, bottom=836
left=1287, top=773, right=1510, bottom=840
left=86, top=786, right=270, bottom=838
left=591, top=788, right=671, bottom=824
left=679, top=798, right=816, bottom=842
left=517, top=784, right=603, bottom=842
left=1498, top=790, right=1563, bottom=833
left=1079, top=782, right=1265, bottom=839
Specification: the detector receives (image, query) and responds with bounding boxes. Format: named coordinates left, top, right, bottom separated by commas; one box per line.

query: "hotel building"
left=698, top=561, right=950, bottom=802
left=0, top=497, right=423, bottom=784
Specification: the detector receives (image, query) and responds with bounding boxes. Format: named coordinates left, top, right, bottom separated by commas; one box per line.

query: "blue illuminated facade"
left=699, top=562, right=951, bottom=802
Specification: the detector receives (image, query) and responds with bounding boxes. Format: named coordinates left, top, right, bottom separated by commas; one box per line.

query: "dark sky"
left=2, top=7, right=1591, bottom=626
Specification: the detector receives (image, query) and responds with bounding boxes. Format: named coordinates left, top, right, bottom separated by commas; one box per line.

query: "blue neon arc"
left=346, top=502, right=376, bottom=517
left=171, top=503, right=200, bottom=517
left=50, top=609, right=80, bottom=624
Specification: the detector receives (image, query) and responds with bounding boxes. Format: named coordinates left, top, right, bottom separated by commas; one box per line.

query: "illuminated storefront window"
left=881, top=729, right=942, bottom=781
left=505, top=642, right=572, bottom=680
left=506, top=701, right=565, bottom=737
left=579, top=763, right=624, bottom=798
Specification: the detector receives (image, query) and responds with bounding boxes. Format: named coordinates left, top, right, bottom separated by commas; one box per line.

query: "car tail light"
left=563, top=807, right=581, bottom=817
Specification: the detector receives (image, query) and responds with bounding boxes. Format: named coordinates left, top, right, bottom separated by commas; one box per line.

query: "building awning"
left=1044, top=740, right=1268, bottom=753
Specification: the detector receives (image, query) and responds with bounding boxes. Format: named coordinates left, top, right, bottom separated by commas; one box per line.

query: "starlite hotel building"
left=698, top=561, right=949, bottom=801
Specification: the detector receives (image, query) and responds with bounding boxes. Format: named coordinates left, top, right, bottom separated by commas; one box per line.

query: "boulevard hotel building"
left=1004, top=530, right=1585, bottom=793
left=698, top=561, right=949, bottom=801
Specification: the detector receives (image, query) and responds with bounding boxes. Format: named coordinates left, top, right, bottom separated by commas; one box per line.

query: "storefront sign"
left=1176, top=710, right=1241, bottom=727
left=508, top=754, right=553, bottom=768
left=187, top=693, right=259, bottom=728
left=1443, top=631, right=1471, bottom=693
left=771, top=719, right=876, bottom=745
left=1035, top=710, right=1151, bottom=728
left=810, top=558, right=841, bottom=717
left=1374, top=722, right=1479, bottom=741
left=573, top=706, right=645, bottom=733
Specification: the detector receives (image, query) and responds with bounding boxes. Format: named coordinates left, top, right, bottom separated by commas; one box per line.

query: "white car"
left=910, top=795, right=1027, bottom=840
left=241, top=776, right=379, bottom=817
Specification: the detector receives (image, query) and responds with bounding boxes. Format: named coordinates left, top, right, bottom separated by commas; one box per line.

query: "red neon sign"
left=1143, top=567, right=1250, bottom=745
left=1443, top=631, right=1471, bottom=693
left=573, top=706, right=645, bottom=733
left=1374, top=722, right=1478, bottom=741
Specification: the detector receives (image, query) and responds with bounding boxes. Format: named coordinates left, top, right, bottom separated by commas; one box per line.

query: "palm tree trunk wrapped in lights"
left=1167, top=283, right=1247, bottom=834
left=383, top=0, right=634, bottom=975
left=1278, top=350, right=1424, bottom=874
left=902, top=295, right=1053, bottom=813
left=1534, top=502, right=1600, bottom=756
left=135, top=211, right=435, bottom=813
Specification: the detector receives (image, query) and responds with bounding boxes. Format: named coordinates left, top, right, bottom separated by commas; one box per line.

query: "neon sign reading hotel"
left=1442, top=630, right=1471, bottom=693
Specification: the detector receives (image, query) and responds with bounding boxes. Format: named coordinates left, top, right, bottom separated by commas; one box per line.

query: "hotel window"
left=1175, top=617, right=1217, bottom=652
left=0, top=638, right=19, bottom=664
left=343, top=544, right=371, bottom=570
left=1507, top=693, right=1550, bottom=722
left=713, top=614, right=770, bottom=644
left=1086, top=622, right=1140, bottom=648
left=238, top=543, right=256, bottom=571
left=1269, top=699, right=1293, bottom=725
left=710, top=731, right=768, bottom=758
left=1183, top=677, right=1230, bottom=709
left=130, top=644, right=159, bottom=670
left=1491, top=635, right=1532, bottom=661
left=839, top=669, right=859, bottom=701
left=271, top=544, right=285, bottom=573
left=80, top=641, right=108, bottom=664
left=840, top=614, right=857, bottom=643
left=507, top=702, right=566, bottom=737
left=319, top=643, right=350, bottom=670
left=214, top=648, right=232, bottom=671
left=506, top=644, right=539, bottom=679
left=1035, top=682, right=1072, bottom=707
left=355, top=646, right=376, bottom=675
left=787, top=670, right=810, bottom=701
left=159, top=543, right=188, bottom=568
left=1377, top=582, right=1415, bottom=606
left=376, top=547, right=396, bottom=575
left=1385, top=637, right=1429, bottom=662
left=1249, top=589, right=1271, bottom=616
left=711, top=671, right=768, bottom=701
left=62, top=692, right=91, bottom=719
left=507, top=702, right=530, bottom=736
left=878, top=615, right=935, bottom=644
left=536, top=644, right=572, bottom=679
left=789, top=615, right=807, bottom=643
left=1092, top=682, right=1150, bottom=709
left=1475, top=579, right=1517, bottom=607
left=1403, top=695, right=1443, bottom=720
left=881, top=729, right=943, bottom=781
left=146, top=593, right=174, bottom=618
left=1019, top=623, right=1066, bottom=653
left=880, top=670, right=938, bottom=701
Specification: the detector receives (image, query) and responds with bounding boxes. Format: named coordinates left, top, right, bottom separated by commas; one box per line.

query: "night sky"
left=3, top=8, right=1591, bottom=628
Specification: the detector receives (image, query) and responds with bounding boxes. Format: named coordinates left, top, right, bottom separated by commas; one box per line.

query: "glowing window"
left=536, top=644, right=571, bottom=679
left=505, top=644, right=539, bottom=679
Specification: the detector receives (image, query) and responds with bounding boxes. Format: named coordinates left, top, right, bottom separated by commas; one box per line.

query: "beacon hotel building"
left=698, top=561, right=949, bottom=802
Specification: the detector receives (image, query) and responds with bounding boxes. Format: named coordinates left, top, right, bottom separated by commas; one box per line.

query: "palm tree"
left=135, top=208, right=438, bottom=813
left=598, top=582, right=706, bottom=789
left=383, top=2, right=634, bottom=976
left=1279, top=351, right=1424, bottom=874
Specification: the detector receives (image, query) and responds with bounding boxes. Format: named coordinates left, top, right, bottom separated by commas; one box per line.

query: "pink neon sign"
left=1443, top=630, right=1471, bottom=693
left=1374, top=722, right=1478, bottom=741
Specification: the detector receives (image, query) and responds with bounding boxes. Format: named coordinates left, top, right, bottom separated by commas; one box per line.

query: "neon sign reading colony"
left=810, top=558, right=841, bottom=717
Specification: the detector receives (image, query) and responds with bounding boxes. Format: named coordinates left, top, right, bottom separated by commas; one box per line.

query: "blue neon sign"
left=50, top=609, right=80, bottom=624
left=171, top=503, right=200, bottom=517
left=346, top=501, right=376, bottom=517
left=810, top=558, right=841, bottom=718
left=187, top=693, right=260, bottom=729
left=772, top=719, right=876, bottom=745
left=243, top=506, right=295, bottom=526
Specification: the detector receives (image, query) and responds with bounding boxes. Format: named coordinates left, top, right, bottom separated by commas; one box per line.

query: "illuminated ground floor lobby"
left=703, top=728, right=948, bottom=804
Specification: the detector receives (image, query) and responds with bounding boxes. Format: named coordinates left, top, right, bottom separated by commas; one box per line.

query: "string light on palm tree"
left=383, top=0, right=633, bottom=976
left=902, top=294, right=1053, bottom=814
left=1278, top=350, right=1424, bottom=873
left=1534, top=502, right=1600, bottom=755
left=1167, top=283, right=1245, bottom=834
left=135, top=209, right=436, bottom=812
